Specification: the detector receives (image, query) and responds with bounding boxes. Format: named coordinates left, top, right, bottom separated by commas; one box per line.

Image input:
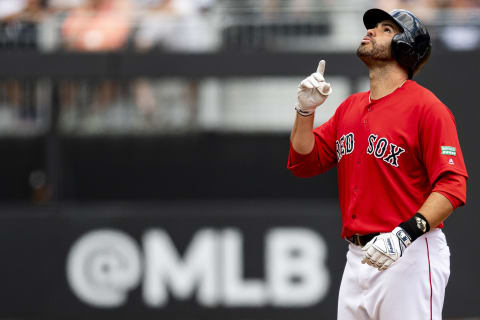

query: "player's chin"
left=356, top=46, right=370, bottom=57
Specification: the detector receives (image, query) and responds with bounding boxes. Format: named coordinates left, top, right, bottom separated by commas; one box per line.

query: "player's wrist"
left=398, top=212, right=431, bottom=243
left=391, top=226, right=412, bottom=249
left=294, top=103, right=315, bottom=117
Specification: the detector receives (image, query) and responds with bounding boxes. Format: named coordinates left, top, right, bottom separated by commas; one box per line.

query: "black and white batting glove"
left=361, top=213, right=430, bottom=271
left=295, top=60, right=332, bottom=116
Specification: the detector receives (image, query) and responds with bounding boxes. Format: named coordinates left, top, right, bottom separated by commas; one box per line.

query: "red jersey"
left=288, top=80, right=468, bottom=238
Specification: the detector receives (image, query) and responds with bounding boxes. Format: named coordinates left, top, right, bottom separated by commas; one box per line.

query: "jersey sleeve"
left=419, top=101, right=468, bottom=187
left=287, top=111, right=338, bottom=177
left=432, top=172, right=467, bottom=209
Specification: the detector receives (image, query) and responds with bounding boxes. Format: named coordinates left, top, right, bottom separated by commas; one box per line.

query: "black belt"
left=346, top=233, right=379, bottom=247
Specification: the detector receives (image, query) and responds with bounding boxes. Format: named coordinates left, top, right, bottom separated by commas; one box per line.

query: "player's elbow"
left=287, top=163, right=324, bottom=178
left=433, top=172, right=468, bottom=210
left=288, top=167, right=314, bottom=178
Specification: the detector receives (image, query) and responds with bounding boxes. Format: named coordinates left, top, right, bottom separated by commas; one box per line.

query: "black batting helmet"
left=363, top=8, right=431, bottom=79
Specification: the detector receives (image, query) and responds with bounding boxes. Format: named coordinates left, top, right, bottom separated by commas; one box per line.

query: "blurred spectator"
left=59, top=0, right=134, bottom=134
left=134, top=0, right=219, bottom=52
left=374, top=0, right=480, bottom=51
left=48, top=0, right=86, bottom=11
left=0, top=1, right=49, bottom=133
left=0, top=0, right=46, bottom=49
left=0, top=79, right=50, bottom=134
left=61, top=0, right=133, bottom=51
left=435, top=0, right=480, bottom=50
left=374, top=0, right=436, bottom=22
left=131, top=0, right=213, bottom=135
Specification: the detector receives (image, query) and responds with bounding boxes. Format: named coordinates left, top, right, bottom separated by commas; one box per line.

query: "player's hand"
left=361, top=227, right=412, bottom=271
left=295, top=60, right=332, bottom=116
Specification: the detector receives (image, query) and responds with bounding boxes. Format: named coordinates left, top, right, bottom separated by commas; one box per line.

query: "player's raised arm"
left=290, top=60, right=332, bottom=155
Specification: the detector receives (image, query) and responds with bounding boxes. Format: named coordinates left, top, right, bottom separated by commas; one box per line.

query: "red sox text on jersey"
left=336, top=133, right=406, bottom=168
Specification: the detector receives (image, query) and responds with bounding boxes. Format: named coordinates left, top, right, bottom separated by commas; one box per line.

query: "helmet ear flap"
left=391, top=33, right=417, bottom=79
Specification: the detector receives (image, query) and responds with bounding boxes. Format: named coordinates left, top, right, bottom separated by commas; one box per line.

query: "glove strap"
left=392, top=226, right=412, bottom=248
left=294, top=104, right=315, bottom=117
left=398, top=212, right=431, bottom=243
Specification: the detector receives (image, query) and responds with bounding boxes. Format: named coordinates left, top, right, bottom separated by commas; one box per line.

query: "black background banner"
left=1, top=201, right=344, bottom=319
left=0, top=200, right=478, bottom=319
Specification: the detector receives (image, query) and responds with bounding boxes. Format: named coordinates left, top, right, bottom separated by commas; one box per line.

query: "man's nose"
left=367, top=28, right=375, bottom=37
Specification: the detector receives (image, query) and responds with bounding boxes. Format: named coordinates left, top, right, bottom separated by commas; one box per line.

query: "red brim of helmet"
left=363, top=8, right=404, bottom=32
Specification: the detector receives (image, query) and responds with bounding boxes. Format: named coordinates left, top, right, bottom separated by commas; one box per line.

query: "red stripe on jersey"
left=426, top=238, right=433, bottom=320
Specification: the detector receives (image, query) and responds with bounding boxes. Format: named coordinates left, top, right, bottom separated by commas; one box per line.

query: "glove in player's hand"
left=295, top=60, right=332, bottom=116
left=361, top=227, right=412, bottom=271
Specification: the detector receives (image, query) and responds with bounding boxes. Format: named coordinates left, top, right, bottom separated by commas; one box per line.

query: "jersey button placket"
left=363, top=103, right=371, bottom=126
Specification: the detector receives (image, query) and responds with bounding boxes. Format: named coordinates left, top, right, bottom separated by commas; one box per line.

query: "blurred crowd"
left=0, top=0, right=479, bottom=52
left=0, top=0, right=219, bottom=52
left=0, top=0, right=479, bottom=136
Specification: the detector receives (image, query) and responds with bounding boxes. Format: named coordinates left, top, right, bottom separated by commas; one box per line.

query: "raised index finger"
left=316, top=60, right=326, bottom=75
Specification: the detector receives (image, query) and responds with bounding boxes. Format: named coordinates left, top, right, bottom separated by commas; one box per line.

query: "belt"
left=346, top=233, right=379, bottom=247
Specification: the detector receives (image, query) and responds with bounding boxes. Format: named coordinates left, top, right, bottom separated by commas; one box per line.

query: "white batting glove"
left=295, top=60, right=332, bottom=116
left=361, top=227, right=412, bottom=271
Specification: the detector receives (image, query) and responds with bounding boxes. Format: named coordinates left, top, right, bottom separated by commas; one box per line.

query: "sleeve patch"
left=441, top=146, right=456, bottom=156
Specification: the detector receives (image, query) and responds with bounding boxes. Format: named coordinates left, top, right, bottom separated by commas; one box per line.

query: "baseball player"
left=288, top=8, right=468, bottom=319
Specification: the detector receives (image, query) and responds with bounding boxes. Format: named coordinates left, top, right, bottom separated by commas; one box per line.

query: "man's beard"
left=356, top=40, right=394, bottom=66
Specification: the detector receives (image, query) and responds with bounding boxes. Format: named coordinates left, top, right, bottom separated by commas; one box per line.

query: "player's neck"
left=368, top=65, right=408, bottom=100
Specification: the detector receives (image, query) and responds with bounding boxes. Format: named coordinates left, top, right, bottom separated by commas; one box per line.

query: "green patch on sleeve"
left=441, top=146, right=456, bottom=156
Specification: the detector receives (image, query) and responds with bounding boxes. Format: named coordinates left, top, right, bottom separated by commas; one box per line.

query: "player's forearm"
left=417, top=191, right=454, bottom=229
left=290, top=113, right=315, bottom=154
left=363, top=191, right=455, bottom=270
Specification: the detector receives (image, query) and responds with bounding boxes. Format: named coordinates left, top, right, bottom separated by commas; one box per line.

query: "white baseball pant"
left=338, top=228, right=450, bottom=320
